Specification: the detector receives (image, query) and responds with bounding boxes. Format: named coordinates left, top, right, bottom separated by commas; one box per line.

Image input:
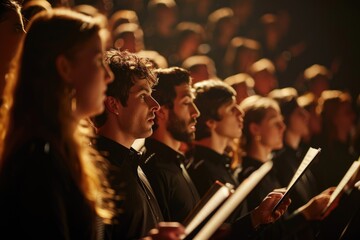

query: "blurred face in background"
left=214, top=97, right=243, bottom=140
left=287, top=106, right=310, bottom=138
left=255, top=107, right=286, bottom=151
left=253, top=70, right=277, bottom=96
left=333, top=101, right=355, bottom=136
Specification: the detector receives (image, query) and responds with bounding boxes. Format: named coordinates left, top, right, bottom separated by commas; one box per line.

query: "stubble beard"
left=167, top=109, right=195, bottom=143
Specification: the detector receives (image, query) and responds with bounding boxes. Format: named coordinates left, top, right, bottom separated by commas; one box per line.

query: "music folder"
left=272, top=147, right=321, bottom=212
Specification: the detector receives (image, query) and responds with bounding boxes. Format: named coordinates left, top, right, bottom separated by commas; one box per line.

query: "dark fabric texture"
left=187, top=145, right=239, bottom=197
left=187, top=145, right=249, bottom=221
left=95, top=136, right=163, bottom=240
left=312, top=140, right=357, bottom=191
left=186, top=145, right=262, bottom=239
left=141, top=138, right=200, bottom=223
left=240, top=155, right=319, bottom=240
left=0, top=138, right=96, bottom=240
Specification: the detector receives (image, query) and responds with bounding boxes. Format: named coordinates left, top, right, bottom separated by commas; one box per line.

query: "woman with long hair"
left=0, top=9, right=114, bottom=239
left=239, top=95, right=335, bottom=239
left=0, top=0, right=25, bottom=104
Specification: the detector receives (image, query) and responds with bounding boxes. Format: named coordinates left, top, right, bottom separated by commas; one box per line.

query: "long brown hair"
left=0, top=9, right=113, bottom=221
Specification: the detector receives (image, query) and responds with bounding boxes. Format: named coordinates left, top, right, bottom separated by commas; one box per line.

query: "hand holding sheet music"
left=193, top=161, right=273, bottom=240
left=272, top=147, right=321, bottom=212
left=297, top=186, right=336, bottom=220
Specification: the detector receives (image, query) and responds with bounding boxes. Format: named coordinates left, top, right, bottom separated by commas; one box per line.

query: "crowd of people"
left=0, top=0, right=359, bottom=239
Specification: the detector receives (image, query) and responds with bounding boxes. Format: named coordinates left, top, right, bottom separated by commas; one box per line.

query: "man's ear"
left=56, top=55, right=73, bottom=84
left=205, top=119, right=217, bottom=131
left=155, top=105, right=167, bottom=120
left=249, top=122, right=261, bottom=136
left=104, top=96, right=120, bottom=115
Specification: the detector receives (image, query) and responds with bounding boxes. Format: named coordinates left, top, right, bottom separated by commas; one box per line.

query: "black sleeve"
left=0, top=143, right=78, bottom=240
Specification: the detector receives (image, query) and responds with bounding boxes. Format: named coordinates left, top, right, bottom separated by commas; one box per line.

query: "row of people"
left=15, top=0, right=358, bottom=99
left=1, top=4, right=359, bottom=240
left=0, top=8, right=288, bottom=240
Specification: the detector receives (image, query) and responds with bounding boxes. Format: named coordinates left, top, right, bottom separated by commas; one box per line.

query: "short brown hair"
left=194, top=79, right=236, bottom=140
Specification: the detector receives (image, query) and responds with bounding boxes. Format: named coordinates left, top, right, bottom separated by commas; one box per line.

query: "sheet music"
left=287, top=147, right=321, bottom=189
left=272, top=147, right=321, bottom=212
left=193, top=161, right=273, bottom=240
left=183, top=184, right=232, bottom=236
left=323, top=159, right=360, bottom=213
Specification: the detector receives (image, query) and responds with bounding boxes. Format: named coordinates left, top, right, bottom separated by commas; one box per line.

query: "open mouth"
left=189, top=122, right=197, bottom=131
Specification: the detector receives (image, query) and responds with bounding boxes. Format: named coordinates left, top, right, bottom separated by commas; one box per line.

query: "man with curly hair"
left=93, top=50, right=183, bottom=239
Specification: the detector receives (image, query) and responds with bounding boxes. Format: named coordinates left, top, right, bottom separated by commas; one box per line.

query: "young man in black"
left=141, top=67, right=201, bottom=223
left=141, top=69, right=290, bottom=239
left=93, top=50, right=183, bottom=239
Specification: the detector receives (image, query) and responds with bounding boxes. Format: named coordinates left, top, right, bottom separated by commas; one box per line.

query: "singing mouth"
left=147, top=115, right=156, bottom=122
left=189, top=121, right=197, bottom=130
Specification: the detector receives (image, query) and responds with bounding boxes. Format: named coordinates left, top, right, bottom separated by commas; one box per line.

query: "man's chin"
left=186, top=132, right=196, bottom=142
left=173, top=133, right=195, bottom=143
left=139, top=129, right=153, bottom=139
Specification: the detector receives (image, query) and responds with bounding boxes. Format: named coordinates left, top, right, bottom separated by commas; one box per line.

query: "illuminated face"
left=214, top=97, right=243, bottom=140
left=69, top=32, right=114, bottom=119
left=257, top=108, right=286, bottom=151
left=233, top=83, right=252, bottom=104
left=167, top=83, right=200, bottom=142
left=253, top=70, right=277, bottom=96
left=117, top=79, right=160, bottom=139
left=0, top=9, right=24, bottom=69
left=0, top=9, right=25, bottom=93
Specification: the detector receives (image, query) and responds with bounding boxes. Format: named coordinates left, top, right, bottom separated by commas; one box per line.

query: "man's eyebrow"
left=268, top=114, right=282, bottom=121
left=180, top=92, right=194, bottom=99
left=134, top=86, right=152, bottom=94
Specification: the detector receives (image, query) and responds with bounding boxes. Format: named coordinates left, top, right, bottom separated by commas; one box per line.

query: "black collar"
left=194, top=145, right=232, bottom=167
left=143, top=138, right=185, bottom=167
left=95, top=135, right=141, bottom=170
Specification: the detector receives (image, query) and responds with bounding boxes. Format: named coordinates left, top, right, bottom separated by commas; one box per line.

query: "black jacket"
left=186, top=145, right=263, bottom=239
left=312, top=140, right=357, bottom=191
left=95, top=136, right=163, bottom=240
left=0, top=138, right=96, bottom=240
left=187, top=145, right=250, bottom=219
left=187, top=145, right=239, bottom=197
left=141, top=138, right=200, bottom=223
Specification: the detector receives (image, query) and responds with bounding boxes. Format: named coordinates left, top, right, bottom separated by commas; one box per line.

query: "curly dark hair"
left=93, top=50, right=157, bottom=127
left=0, top=0, right=20, bottom=21
left=152, top=66, right=191, bottom=109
